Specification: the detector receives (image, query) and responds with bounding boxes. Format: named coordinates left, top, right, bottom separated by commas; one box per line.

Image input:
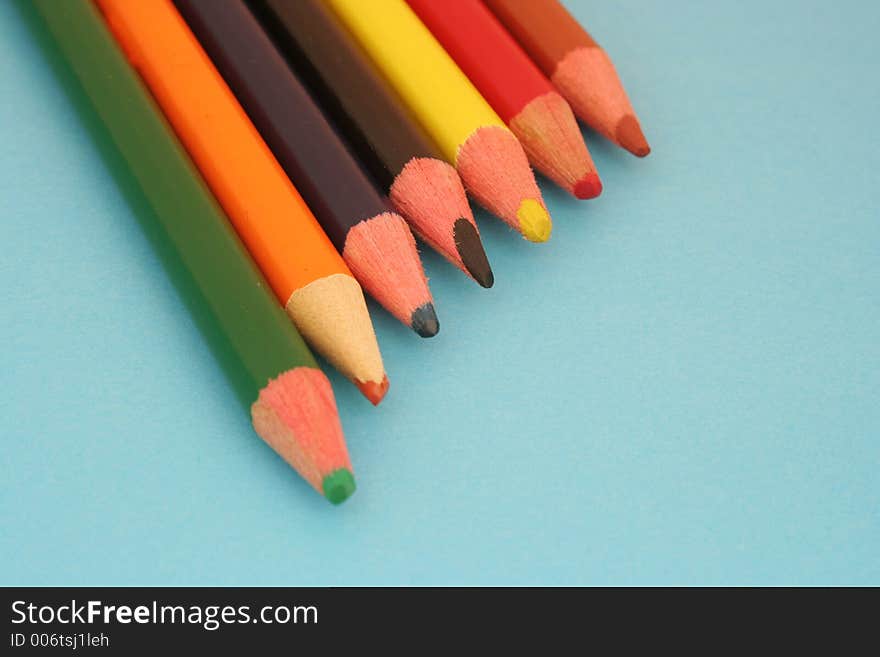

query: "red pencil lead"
left=573, top=172, right=603, bottom=200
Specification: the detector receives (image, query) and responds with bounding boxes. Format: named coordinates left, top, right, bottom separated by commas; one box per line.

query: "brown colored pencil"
left=251, top=0, right=493, bottom=287
left=172, top=0, right=438, bottom=339
left=327, top=0, right=552, bottom=244
left=484, top=0, right=650, bottom=157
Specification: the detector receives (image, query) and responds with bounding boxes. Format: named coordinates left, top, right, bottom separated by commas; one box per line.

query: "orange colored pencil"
left=484, top=0, right=650, bottom=157
left=95, top=0, right=389, bottom=404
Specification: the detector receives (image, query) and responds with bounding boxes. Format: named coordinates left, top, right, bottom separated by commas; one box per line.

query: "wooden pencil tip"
left=285, top=274, right=386, bottom=402
left=342, top=212, right=435, bottom=332
left=356, top=374, right=390, bottom=406
left=251, top=367, right=353, bottom=503
left=510, top=91, right=601, bottom=200
left=390, top=157, right=492, bottom=285
left=551, top=47, right=649, bottom=157
left=456, top=125, right=548, bottom=239
left=454, top=217, right=494, bottom=288
left=616, top=114, right=650, bottom=157
left=410, top=302, right=439, bottom=338
left=573, top=172, right=603, bottom=200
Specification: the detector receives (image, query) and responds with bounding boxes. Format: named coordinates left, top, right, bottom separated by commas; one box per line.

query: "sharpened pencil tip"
left=453, top=218, right=493, bottom=288
left=410, top=302, right=439, bottom=338
left=516, top=199, right=552, bottom=242
left=322, top=468, right=356, bottom=505
left=355, top=374, right=389, bottom=405
left=573, top=172, right=603, bottom=200
left=616, top=114, right=650, bottom=157
left=475, top=265, right=494, bottom=289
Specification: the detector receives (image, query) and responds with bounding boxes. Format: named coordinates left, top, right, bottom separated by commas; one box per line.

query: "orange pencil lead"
left=616, top=115, right=651, bottom=158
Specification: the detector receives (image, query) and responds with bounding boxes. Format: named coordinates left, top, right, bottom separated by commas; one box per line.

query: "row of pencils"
left=32, top=0, right=649, bottom=505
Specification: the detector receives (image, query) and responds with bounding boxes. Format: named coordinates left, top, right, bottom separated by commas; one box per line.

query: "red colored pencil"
left=484, top=0, right=650, bottom=157
left=407, top=0, right=601, bottom=199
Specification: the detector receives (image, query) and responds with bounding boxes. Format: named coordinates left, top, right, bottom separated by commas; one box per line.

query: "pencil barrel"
left=30, top=0, right=316, bottom=405
left=253, top=0, right=441, bottom=192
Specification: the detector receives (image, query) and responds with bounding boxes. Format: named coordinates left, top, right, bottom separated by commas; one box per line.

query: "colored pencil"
left=407, top=0, right=600, bottom=200
left=251, top=0, right=494, bottom=288
left=95, top=0, right=389, bottom=404
left=30, top=0, right=354, bottom=504
left=174, top=0, right=438, bottom=337
left=483, top=0, right=650, bottom=157
left=326, top=0, right=552, bottom=243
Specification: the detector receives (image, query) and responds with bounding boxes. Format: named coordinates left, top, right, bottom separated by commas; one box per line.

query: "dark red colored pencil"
left=174, top=0, right=438, bottom=337
left=407, top=0, right=600, bottom=199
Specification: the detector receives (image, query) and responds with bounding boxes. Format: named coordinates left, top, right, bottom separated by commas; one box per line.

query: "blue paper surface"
left=1, top=0, right=878, bottom=584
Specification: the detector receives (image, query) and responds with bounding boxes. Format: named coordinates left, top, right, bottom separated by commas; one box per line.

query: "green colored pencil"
left=29, top=0, right=355, bottom=505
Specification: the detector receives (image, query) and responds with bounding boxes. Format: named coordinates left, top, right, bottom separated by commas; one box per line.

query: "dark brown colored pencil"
left=250, top=0, right=493, bottom=287
left=174, top=0, right=438, bottom=337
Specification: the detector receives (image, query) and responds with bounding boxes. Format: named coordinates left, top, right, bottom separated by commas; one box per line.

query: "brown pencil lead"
left=615, top=114, right=650, bottom=158
left=453, top=218, right=494, bottom=288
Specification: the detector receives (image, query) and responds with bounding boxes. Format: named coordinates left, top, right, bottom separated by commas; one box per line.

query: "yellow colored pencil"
left=326, top=0, right=552, bottom=242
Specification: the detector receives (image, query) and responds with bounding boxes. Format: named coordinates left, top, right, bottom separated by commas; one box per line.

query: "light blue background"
left=1, top=0, right=878, bottom=585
